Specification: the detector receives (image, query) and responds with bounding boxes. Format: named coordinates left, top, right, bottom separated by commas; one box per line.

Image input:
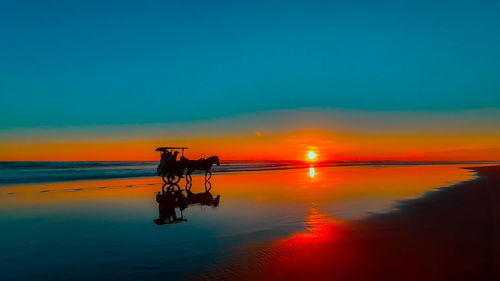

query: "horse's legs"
left=186, top=173, right=192, bottom=182
left=204, top=180, right=212, bottom=192
left=205, top=170, right=212, bottom=181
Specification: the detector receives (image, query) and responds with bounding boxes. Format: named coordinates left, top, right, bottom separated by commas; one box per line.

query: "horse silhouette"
left=185, top=180, right=220, bottom=207
left=186, top=156, right=220, bottom=181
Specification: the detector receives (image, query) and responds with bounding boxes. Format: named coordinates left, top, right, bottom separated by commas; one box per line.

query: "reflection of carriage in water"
left=156, top=147, right=220, bottom=184
left=154, top=181, right=221, bottom=225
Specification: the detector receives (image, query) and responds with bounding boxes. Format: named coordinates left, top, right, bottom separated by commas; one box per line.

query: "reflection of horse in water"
left=186, top=156, right=220, bottom=181
left=185, top=180, right=220, bottom=207
left=154, top=181, right=221, bottom=225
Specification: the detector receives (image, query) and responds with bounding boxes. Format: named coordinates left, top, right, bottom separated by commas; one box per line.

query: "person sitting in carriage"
left=157, top=151, right=167, bottom=176
left=170, top=151, right=179, bottom=162
left=157, top=149, right=176, bottom=176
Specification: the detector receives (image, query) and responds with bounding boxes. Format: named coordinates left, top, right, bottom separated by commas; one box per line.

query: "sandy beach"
left=234, top=165, right=500, bottom=281
left=1, top=163, right=498, bottom=281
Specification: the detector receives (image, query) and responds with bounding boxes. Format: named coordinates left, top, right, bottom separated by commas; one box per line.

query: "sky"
left=1, top=0, right=499, bottom=161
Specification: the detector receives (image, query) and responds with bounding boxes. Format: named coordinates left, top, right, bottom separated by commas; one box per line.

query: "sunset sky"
left=1, top=0, right=499, bottom=161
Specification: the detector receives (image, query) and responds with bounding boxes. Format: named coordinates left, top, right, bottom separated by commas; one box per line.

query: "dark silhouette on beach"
left=185, top=180, right=220, bottom=207
left=154, top=186, right=187, bottom=225
left=155, top=147, right=220, bottom=184
left=154, top=180, right=221, bottom=225
left=186, top=156, right=220, bottom=181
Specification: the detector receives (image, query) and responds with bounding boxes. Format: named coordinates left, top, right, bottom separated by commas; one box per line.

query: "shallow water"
left=0, top=164, right=480, bottom=280
left=0, top=160, right=308, bottom=184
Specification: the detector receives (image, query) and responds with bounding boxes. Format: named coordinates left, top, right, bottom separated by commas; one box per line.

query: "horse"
left=185, top=156, right=220, bottom=181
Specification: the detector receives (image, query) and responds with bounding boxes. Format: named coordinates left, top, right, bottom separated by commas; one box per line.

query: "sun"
left=307, top=151, right=317, bottom=160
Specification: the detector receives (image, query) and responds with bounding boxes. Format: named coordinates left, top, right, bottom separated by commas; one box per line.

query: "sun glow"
left=307, top=151, right=317, bottom=160
left=309, top=167, right=316, bottom=178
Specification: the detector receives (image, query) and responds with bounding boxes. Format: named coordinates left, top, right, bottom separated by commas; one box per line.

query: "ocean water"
left=0, top=163, right=487, bottom=280
left=0, top=161, right=305, bottom=185
left=0, top=161, right=490, bottom=185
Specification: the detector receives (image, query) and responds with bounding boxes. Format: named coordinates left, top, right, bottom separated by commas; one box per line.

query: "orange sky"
left=1, top=129, right=500, bottom=161
left=1, top=110, right=500, bottom=161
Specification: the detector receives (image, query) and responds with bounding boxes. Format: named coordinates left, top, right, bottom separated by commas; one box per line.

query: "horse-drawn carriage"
left=156, top=147, right=220, bottom=184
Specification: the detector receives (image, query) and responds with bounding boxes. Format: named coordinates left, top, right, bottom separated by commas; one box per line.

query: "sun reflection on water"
left=309, top=167, right=315, bottom=178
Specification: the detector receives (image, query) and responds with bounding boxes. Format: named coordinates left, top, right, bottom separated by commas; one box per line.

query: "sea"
left=0, top=160, right=495, bottom=280
left=1, top=160, right=494, bottom=185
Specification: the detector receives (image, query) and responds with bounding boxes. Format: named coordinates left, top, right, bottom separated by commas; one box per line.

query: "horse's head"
left=211, top=156, right=220, bottom=166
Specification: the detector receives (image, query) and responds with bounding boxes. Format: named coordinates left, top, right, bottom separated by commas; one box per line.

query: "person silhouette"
left=171, top=151, right=179, bottom=162
left=157, top=151, right=169, bottom=176
left=165, top=150, right=173, bottom=161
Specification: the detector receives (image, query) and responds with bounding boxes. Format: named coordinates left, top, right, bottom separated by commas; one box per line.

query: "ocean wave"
left=0, top=161, right=302, bottom=185
left=0, top=161, right=156, bottom=169
left=1, top=161, right=495, bottom=185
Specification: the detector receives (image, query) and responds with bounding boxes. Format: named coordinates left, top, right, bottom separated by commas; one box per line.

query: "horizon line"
left=1, top=160, right=499, bottom=163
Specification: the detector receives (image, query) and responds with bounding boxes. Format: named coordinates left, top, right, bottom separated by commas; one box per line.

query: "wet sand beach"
left=0, top=164, right=496, bottom=280
left=238, top=166, right=500, bottom=281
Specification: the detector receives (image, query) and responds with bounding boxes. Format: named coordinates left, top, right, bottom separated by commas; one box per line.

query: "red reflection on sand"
left=282, top=208, right=341, bottom=243
left=253, top=166, right=500, bottom=281
left=261, top=208, right=359, bottom=281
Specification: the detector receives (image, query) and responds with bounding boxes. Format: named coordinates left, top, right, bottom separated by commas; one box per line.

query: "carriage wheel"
left=170, top=174, right=180, bottom=184
left=162, top=174, right=169, bottom=183
left=205, top=171, right=212, bottom=181
left=162, top=173, right=180, bottom=184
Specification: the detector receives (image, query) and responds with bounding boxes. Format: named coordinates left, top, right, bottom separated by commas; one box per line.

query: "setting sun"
left=307, top=151, right=317, bottom=160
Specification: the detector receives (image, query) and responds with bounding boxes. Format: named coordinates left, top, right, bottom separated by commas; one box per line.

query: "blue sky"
left=1, top=0, right=499, bottom=128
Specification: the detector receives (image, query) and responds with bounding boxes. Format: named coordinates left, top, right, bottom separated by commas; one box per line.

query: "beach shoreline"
left=1, top=164, right=497, bottom=281
left=2, top=161, right=496, bottom=186
left=223, top=165, right=500, bottom=281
